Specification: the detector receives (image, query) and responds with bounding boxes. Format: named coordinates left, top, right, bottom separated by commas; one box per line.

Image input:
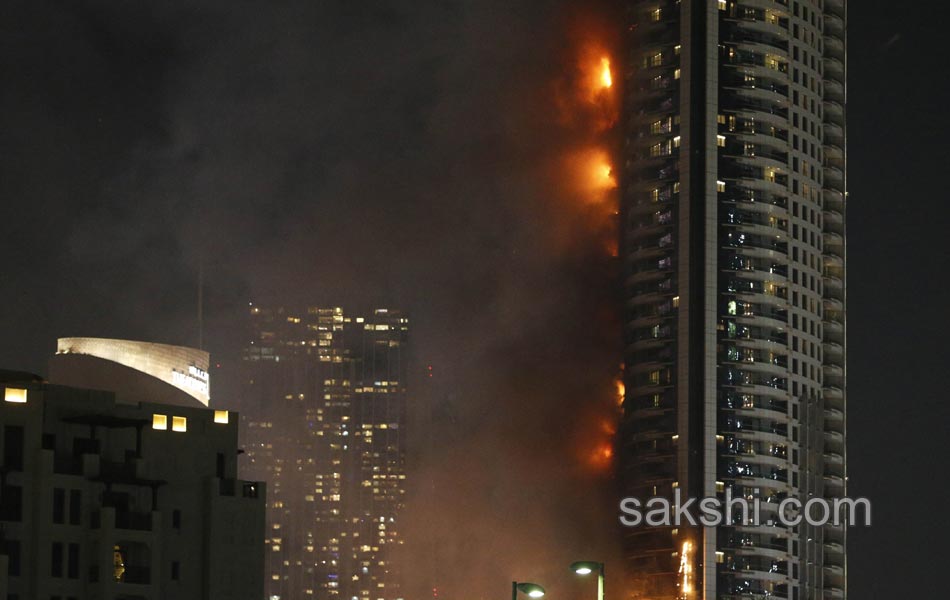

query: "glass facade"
left=238, top=306, right=409, bottom=600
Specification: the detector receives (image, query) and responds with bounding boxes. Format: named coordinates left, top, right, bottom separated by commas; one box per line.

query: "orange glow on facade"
left=606, top=239, right=619, bottom=258
left=595, top=161, right=616, bottom=190
left=569, top=148, right=617, bottom=201
left=615, top=378, right=625, bottom=407
left=589, top=442, right=614, bottom=468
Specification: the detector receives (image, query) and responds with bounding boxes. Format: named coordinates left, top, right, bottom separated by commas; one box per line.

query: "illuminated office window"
left=152, top=414, right=168, bottom=430
left=4, top=387, right=27, bottom=403
left=214, top=410, right=229, bottom=424
left=172, top=416, right=187, bottom=432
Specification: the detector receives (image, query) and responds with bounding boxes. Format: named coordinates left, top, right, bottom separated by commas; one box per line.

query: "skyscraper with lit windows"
left=619, top=1, right=846, bottom=599
left=235, top=306, right=409, bottom=600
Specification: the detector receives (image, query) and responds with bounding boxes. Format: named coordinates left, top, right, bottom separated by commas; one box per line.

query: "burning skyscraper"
left=234, top=306, right=409, bottom=600
left=619, top=1, right=847, bottom=599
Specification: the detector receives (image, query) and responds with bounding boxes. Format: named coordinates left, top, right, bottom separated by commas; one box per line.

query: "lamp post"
left=512, top=581, right=546, bottom=600
left=570, top=561, right=605, bottom=600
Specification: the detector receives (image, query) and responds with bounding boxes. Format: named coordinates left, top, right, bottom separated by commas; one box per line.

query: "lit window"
left=651, top=8, right=661, bottom=21
left=4, top=387, right=27, bottom=403
left=172, top=416, right=187, bottom=432
left=718, top=0, right=727, bottom=10
left=717, top=134, right=726, bottom=147
left=213, top=410, right=229, bottom=424
left=717, top=180, right=726, bottom=192
left=152, top=414, right=168, bottom=430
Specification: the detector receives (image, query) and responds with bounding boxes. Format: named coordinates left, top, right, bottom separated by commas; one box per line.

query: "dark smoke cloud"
left=2, top=1, right=624, bottom=598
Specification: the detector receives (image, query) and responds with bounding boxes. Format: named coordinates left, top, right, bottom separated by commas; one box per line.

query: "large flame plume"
left=560, top=39, right=622, bottom=473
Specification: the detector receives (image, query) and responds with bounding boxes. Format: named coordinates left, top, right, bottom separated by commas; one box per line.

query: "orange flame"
left=679, top=540, right=694, bottom=598
left=615, top=378, right=625, bottom=408
left=600, top=57, right=613, bottom=89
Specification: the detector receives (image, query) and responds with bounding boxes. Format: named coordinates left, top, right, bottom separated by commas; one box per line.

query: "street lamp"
left=512, top=581, right=546, bottom=600
left=570, top=561, right=605, bottom=600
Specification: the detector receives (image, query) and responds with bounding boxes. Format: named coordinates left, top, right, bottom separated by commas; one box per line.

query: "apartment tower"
left=619, top=1, right=846, bottom=599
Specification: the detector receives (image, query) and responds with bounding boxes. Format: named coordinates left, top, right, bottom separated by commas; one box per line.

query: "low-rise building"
left=0, top=339, right=265, bottom=600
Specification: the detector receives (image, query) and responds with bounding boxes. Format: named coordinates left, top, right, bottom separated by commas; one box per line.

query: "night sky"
left=1, top=1, right=946, bottom=597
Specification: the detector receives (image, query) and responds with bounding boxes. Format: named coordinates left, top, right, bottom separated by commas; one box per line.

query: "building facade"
left=619, top=1, right=846, bottom=599
left=235, top=306, right=409, bottom=600
left=51, top=338, right=212, bottom=408
left=0, top=362, right=265, bottom=599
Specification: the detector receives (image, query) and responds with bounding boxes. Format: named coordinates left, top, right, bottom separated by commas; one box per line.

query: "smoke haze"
left=2, top=1, right=625, bottom=598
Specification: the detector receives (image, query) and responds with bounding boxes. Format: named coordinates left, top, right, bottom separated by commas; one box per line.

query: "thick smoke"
left=2, top=1, right=625, bottom=598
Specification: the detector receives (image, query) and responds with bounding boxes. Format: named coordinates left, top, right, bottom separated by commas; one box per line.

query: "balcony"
left=120, top=565, right=151, bottom=585
left=824, top=451, right=844, bottom=465
left=92, top=509, right=153, bottom=532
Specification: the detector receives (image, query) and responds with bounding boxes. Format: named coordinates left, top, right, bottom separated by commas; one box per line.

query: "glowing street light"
left=570, top=561, right=605, bottom=600
left=512, top=581, right=546, bottom=600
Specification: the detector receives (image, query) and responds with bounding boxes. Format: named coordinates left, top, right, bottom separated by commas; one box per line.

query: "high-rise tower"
left=234, top=306, right=409, bottom=600
left=619, top=1, right=846, bottom=599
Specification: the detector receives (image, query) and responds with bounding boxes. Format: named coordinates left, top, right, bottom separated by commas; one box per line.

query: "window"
left=171, top=416, right=187, bottom=432
left=68, top=543, right=79, bottom=579
left=3, top=425, right=24, bottom=470
left=3, top=387, right=27, bottom=403
left=649, top=141, right=670, bottom=157
left=69, top=490, right=81, bottom=525
left=717, top=134, right=726, bottom=147
left=1, top=539, right=20, bottom=576
left=51, top=542, right=63, bottom=577
left=0, top=484, right=23, bottom=521
left=53, top=488, right=65, bottom=524
left=716, top=180, right=726, bottom=192
left=213, top=410, right=229, bottom=424
left=650, top=8, right=661, bottom=21
left=152, top=414, right=168, bottom=430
